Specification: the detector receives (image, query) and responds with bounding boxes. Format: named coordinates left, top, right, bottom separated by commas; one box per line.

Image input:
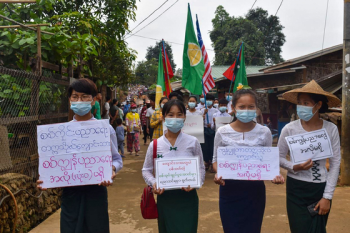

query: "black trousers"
left=142, top=125, right=149, bottom=143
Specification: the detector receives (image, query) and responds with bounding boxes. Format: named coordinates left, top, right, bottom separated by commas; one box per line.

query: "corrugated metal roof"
left=212, top=65, right=267, bottom=82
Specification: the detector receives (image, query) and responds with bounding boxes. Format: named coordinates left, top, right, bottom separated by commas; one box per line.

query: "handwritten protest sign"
left=37, top=120, right=112, bottom=188
left=285, top=129, right=333, bottom=165
left=155, top=157, right=201, bottom=190
left=163, top=115, right=204, bottom=143
left=217, top=147, right=279, bottom=180
left=215, top=116, right=231, bottom=131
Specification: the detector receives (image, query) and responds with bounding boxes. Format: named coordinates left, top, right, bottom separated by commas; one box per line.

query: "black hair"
left=116, top=118, right=123, bottom=125
left=117, top=103, right=121, bottom=107
left=106, top=96, right=111, bottom=101
left=159, top=97, right=169, bottom=106
left=188, top=95, right=198, bottom=102
left=231, top=89, right=258, bottom=122
left=205, top=94, right=215, bottom=101
left=162, top=99, right=186, bottom=116
left=298, top=93, right=329, bottom=113
left=112, top=99, right=118, bottom=104
left=219, top=98, right=229, bottom=105
left=148, top=94, right=156, bottom=102
left=68, top=78, right=97, bottom=97
left=169, top=92, right=178, bottom=99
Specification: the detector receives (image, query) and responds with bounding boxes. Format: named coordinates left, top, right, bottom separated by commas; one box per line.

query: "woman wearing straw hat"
left=278, top=80, right=341, bottom=233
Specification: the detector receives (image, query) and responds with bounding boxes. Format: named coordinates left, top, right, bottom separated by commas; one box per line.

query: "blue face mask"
left=200, top=98, right=205, bottom=103
left=235, top=110, right=257, bottom=123
left=297, top=105, right=317, bottom=122
left=214, top=104, right=219, bottom=108
left=219, top=106, right=227, bottom=113
left=131, top=109, right=137, bottom=113
left=226, top=96, right=232, bottom=101
left=206, top=100, right=213, bottom=106
left=165, top=118, right=184, bottom=133
left=188, top=102, right=196, bottom=109
left=70, top=101, right=92, bottom=116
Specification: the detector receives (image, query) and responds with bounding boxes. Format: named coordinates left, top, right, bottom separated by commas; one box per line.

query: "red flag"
left=223, top=60, right=236, bottom=81
left=161, top=46, right=174, bottom=97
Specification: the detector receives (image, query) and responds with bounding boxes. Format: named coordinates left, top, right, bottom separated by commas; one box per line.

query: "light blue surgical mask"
left=219, top=106, right=227, bottom=113
left=131, top=109, right=137, bottom=113
left=165, top=118, right=184, bottom=133
left=188, top=102, right=196, bottom=109
left=235, top=110, right=257, bottom=123
left=200, top=98, right=205, bottom=103
left=206, top=100, right=213, bottom=106
left=214, top=104, right=219, bottom=108
left=70, top=101, right=92, bottom=116
left=297, top=105, right=317, bottom=122
left=226, top=96, right=232, bottom=101
left=160, top=103, right=164, bottom=108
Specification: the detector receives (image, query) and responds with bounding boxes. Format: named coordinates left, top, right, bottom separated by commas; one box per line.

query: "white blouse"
left=186, top=109, right=202, bottom=116
left=278, top=119, right=341, bottom=199
left=142, top=131, right=205, bottom=187
left=213, top=123, right=272, bottom=163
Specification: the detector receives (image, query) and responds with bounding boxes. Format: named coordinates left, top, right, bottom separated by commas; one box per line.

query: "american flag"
left=196, top=17, right=215, bottom=95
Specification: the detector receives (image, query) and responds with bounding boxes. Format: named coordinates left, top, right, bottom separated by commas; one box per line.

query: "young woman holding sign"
left=186, top=95, right=202, bottom=116
left=142, top=99, right=205, bottom=233
left=278, top=80, right=341, bottom=233
left=37, top=78, right=123, bottom=233
left=212, top=89, right=284, bottom=233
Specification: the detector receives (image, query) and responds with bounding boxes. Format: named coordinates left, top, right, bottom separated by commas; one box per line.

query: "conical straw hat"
left=282, top=80, right=341, bottom=107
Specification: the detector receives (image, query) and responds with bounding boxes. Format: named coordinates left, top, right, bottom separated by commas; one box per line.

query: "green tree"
left=134, top=58, right=158, bottom=86
left=210, top=6, right=285, bottom=66
left=145, top=41, right=176, bottom=72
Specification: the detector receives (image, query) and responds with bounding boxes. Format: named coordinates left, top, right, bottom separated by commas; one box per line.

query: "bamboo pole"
left=0, top=24, right=49, bottom=28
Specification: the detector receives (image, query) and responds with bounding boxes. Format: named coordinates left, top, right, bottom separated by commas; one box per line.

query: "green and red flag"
left=155, top=42, right=173, bottom=109
left=181, top=3, right=205, bottom=95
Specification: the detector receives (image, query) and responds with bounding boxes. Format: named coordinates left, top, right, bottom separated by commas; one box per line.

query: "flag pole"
left=196, top=14, right=209, bottom=125
left=228, top=42, right=243, bottom=95
left=162, top=39, right=171, bottom=97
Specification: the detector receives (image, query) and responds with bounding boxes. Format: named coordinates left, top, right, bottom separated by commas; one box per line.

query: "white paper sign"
left=285, top=129, right=333, bottom=165
left=37, top=120, right=113, bottom=188
left=217, top=147, right=280, bottom=180
left=155, top=157, right=201, bottom=190
left=215, top=117, right=231, bottom=131
left=163, top=115, right=204, bottom=143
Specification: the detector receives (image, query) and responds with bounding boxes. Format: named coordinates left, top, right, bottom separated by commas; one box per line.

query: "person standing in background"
left=91, top=92, right=102, bottom=119
left=225, top=92, right=233, bottom=115
left=140, top=104, right=149, bottom=145
left=116, top=118, right=125, bottom=158
left=110, top=99, right=120, bottom=129
left=123, top=100, right=130, bottom=120
left=150, top=97, right=169, bottom=139
left=146, top=97, right=156, bottom=142
left=102, top=96, right=111, bottom=120
left=213, top=98, right=219, bottom=109
left=125, top=103, right=141, bottom=156
left=255, top=107, right=264, bottom=125
left=117, top=103, right=124, bottom=121
left=196, top=94, right=205, bottom=110
left=186, top=95, right=202, bottom=115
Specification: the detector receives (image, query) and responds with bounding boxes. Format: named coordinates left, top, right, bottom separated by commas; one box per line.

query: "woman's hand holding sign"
left=214, top=173, right=225, bottom=186
left=182, top=185, right=194, bottom=192
left=153, top=183, right=165, bottom=195
left=293, top=159, right=313, bottom=172
left=272, top=175, right=285, bottom=184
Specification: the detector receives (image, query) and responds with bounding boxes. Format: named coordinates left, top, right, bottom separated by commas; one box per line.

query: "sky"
left=125, top=0, right=343, bottom=70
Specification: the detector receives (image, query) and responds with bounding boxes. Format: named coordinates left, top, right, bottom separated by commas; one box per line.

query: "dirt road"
left=31, top=143, right=350, bottom=233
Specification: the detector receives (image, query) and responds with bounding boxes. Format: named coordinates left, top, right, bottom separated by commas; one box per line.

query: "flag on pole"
left=182, top=4, right=205, bottom=95
left=233, top=43, right=247, bottom=92
left=155, top=44, right=174, bottom=109
left=196, top=16, right=215, bottom=95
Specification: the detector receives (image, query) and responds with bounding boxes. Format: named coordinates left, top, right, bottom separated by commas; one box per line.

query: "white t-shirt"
left=103, top=102, right=110, bottom=119
left=186, top=109, right=202, bottom=116
left=146, top=107, right=155, bottom=118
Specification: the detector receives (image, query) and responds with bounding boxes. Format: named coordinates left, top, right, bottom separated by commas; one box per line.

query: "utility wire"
left=126, top=0, right=179, bottom=39
left=321, top=0, right=330, bottom=51
left=129, top=0, right=169, bottom=32
left=275, top=0, right=284, bottom=16
left=251, top=0, right=258, bottom=10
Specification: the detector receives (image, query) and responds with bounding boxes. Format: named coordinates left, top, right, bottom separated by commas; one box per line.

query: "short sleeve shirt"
left=91, top=101, right=101, bottom=119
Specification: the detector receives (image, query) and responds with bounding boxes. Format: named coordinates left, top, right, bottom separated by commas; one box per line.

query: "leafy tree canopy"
left=145, top=41, right=176, bottom=72
left=210, top=6, right=285, bottom=66
left=134, top=58, right=158, bottom=86
left=0, top=0, right=138, bottom=87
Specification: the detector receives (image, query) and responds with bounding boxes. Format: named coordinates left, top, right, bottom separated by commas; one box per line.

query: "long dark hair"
left=159, top=97, right=169, bottom=107
left=231, top=89, right=258, bottom=122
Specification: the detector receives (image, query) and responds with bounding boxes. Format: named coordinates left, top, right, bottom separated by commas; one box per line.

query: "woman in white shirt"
left=142, top=99, right=205, bottom=233
left=278, top=80, right=341, bottom=233
left=186, top=95, right=202, bottom=116
left=213, top=89, right=284, bottom=233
